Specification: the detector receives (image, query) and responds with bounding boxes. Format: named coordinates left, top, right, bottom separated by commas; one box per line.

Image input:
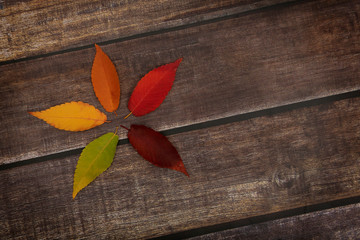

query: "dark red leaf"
left=125, top=58, right=183, bottom=118
left=122, top=124, right=189, bottom=176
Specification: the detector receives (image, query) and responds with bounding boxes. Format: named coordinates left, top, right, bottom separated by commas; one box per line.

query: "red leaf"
left=125, top=58, right=183, bottom=118
left=122, top=125, right=189, bottom=176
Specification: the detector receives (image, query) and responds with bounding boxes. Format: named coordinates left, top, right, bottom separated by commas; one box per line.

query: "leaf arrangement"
left=29, top=45, right=187, bottom=199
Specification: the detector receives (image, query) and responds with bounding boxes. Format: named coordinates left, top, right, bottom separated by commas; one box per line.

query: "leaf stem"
left=114, top=127, right=119, bottom=135
left=124, top=112, right=132, bottom=119
left=120, top=125, right=130, bottom=131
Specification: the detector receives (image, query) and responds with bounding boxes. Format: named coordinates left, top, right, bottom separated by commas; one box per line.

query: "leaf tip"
left=28, top=111, right=40, bottom=118
left=176, top=57, right=183, bottom=64
left=94, top=44, right=104, bottom=55
left=174, top=161, right=189, bottom=177
left=181, top=168, right=190, bottom=177
left=72, top=191, right=77, bottom=199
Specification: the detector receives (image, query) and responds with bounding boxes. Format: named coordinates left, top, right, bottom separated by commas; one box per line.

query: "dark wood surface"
left=188, top=203, right=360, bottom=239
left=1, top=96, right=360, bottom=239
left=2, top=0, right=360, bottom=164
left=0, top=0, right=293, bottom=61
left=1, top=0, right=360, bottom=239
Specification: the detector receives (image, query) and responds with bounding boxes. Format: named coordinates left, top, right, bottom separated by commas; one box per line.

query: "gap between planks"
left=152, top=195, right=360, bottom=240
left=1, top=89, right=359, bottom=172
left=0, top=0, right=301, bottom=66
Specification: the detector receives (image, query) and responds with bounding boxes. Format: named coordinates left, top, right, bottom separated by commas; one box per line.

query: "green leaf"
left=73, top=132, right=119, bottom=199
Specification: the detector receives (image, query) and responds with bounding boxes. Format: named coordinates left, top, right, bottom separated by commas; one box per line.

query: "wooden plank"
left=188, top=203, right=360, bottom=239
left=0, top=0, right=294, bottom=62
left=2, top=0, right=360, bottom=164
left=1, top=97, right=360, bottom=239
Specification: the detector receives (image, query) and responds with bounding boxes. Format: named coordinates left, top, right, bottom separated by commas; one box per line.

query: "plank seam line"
left=150, top=195, right=360, bottom=240
left=0, top=0, right=303, bottom=66
left=161, top=89, right=360, bottom=136
left=0, top=89, right=359, bottom=171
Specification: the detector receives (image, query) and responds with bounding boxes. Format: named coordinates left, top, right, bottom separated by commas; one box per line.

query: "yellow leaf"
left=29, top=101, right=107, bottom=131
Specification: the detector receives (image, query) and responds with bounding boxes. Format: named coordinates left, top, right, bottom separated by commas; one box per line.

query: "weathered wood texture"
left=1, top=97, right=360, bottom=239
left=1, top=0, right=360, bottom=164
left=189, top=203, right=360, bottom=239
left=0, top=0, right=294, bottom=61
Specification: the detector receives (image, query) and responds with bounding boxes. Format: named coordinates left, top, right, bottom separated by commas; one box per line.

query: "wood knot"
left=273, top=164, right=300, bottom=189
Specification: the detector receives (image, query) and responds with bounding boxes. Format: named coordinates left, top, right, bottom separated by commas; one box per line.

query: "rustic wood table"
left=1, top=0, right=360, bottom=239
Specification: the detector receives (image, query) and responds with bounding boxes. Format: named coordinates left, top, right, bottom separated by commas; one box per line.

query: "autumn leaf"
left=125, top=58, right=183, bottom=118
left=92, top=44, right=120, bottom=113
left=121, top=124, right=189, bottom=176
left=73, top=131, right=119, bottom=199
left=29, top=101, right=107, bottom=131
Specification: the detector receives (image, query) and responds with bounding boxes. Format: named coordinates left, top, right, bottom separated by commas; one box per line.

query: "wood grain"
left=188, top=204, right=360, bottom=240
left=189, top=203, right=360, bottom=239
left=1, top=97, right=360, bottom=239
left=1, top=0, right=360, bottom=165
left=0, top=0, right=294, bottom=62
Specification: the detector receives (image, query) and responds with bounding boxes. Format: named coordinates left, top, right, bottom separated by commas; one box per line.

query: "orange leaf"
left=29, top=101, right=107, bottom=131
left=91, top=44, right=120, bottom=113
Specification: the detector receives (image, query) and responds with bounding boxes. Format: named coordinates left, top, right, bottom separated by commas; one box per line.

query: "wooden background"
left=1, top=0, right=360, bottom=239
